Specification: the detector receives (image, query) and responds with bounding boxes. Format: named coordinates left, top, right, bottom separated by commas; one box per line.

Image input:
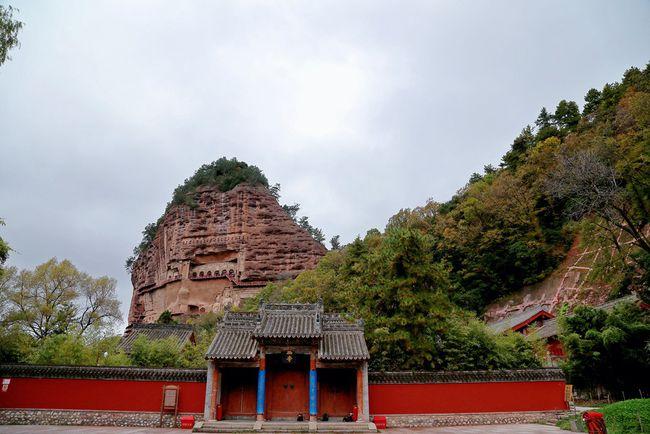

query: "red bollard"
left=180, top=415, right=195, bottom=429
left=582, top=411, right=607, bottom=434
left=216, top=403, right=223, bottom=421
left=373, top=416, right=387, bottom=429
left=352, top=405, right=359, bottom=422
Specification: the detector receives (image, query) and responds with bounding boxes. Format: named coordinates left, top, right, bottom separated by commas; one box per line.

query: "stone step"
left=194, top=420, right=377, bottom=433
left=260, top=422, right=310, bottom=432
left=194, top=421, right=256, bottom=433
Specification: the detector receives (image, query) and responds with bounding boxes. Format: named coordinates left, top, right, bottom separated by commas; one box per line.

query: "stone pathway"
left=390, top=424, right=564, bottom=433
left=0, top=424, right=565, bottom=433
left=0, top=427, right=184, bottom=434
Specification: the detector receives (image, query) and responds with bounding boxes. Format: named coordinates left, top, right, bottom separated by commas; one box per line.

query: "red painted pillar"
left=356, top=366, right=363, bottom=417
left=209, top=367, right=219, bottom=419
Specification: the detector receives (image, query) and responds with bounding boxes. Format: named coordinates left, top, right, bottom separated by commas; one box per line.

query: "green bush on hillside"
left=560, top=302, right=650, bottom=393
left=601, top=399, right=650, bottom=434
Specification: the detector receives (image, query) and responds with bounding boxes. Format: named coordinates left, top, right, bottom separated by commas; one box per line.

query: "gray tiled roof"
left=528, top=294, right=640, bottom=340
left=206, top=304, right=369, bottom=360
left=118, top=323, right=194, bottom=353
left=369, top=368, right=565, bottom=384
left=0, top=364, right=206, bottom=382
left=534, top=317, right=559, bottom=339
left=487, top=306, right=553, bottom=334
left=0, top=364, right=563, bottom=384
left=206, top=311, right=259, bottom=360
left=253, top=303, right=322, bottom=339
left=320, top=314, right=369, bottom=360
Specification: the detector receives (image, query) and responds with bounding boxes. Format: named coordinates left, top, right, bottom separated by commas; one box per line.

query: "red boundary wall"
left=0, top=366, right=567, bottom=415
left=0, top=377, right=206, bottom=413
left=369, top=381, right=567, bottom=414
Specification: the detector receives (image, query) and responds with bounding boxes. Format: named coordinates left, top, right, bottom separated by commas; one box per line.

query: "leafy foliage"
left=1, top=259, right=122, bottom=340
left=129, top=335, right=183, bottom=368
left=157, top=310, right=176, bottom=324
left=298, top=216, right=325, bottom=244
left=246, top=227, right=542, bottom=371
left=601, top=399, right=650, bottom=434
left=559, top=302, right=650, bottom=393
left=121, top=314, right=221, bottom=368
left=0, top=5, right=23, bottom=67
left=0, top=326, right=33, bottom=363
left=12, top=333, right=130, bottom=366
left=0, top=218, right=10, bottom=277
left=170, top=157, right=269, bottom=208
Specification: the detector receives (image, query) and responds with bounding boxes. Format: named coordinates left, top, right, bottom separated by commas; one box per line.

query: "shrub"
left=601, top=399, right=650, bottom=434
left=129, top=335, right=183, bottom=368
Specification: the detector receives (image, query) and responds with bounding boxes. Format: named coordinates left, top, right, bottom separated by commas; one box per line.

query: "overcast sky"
left=1, top=0, right=649, bottom=330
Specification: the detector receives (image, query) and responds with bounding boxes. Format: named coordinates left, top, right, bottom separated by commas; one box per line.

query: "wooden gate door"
left=221, top=368, right=257, bottom=418
left=318, top=369, right=355, bottom=417
left=267, top=366, right=309, bottom=419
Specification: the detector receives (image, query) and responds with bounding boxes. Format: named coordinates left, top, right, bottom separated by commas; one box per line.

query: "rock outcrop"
left=484, top=238, right=614, bottom=323
left=128, top=184, right=327, bottom=325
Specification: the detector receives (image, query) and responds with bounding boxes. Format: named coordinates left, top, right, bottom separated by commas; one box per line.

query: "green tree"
left=553, top=100, right=581, bottom=132
left=171, top=157, right=269, bottom=207
left=2, top=258, right=122, bottom=339
left=129, top=335, right=183, bottom=368
left=298, top=216, right=325, bottom=244
left=157, top=310, right=176, bottom=324
left=77, top=275, right=122, bottom=335
left=442, top=317, right=542, bottom=370
left=583, top=88, right=602, bottom=116
left=0, top=326, right=33, bottom=363
left=536, top=107, right=552, bottom=128
left=87, top=335, right=131, bottom=366
left=30, top=334, right=93, bottom=366
left=534, top=107, right=560, bottom=141
left=560, top=302, right=650, bottom=393
left=0, top=218, right=10, bottom=278
left=502, top=126, right=535, bottom=169
left=0, top=5, right=23, bottom=67
left=329, top=235, right=341, bottom=250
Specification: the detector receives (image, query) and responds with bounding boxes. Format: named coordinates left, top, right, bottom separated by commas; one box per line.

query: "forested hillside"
left=249, top=63, right=650, bottom=371
left=386, top=62, right=649, bottom=312
left=429, top=63, right=649, bottom=311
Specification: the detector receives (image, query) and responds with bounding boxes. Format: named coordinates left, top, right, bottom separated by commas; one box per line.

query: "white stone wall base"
left=382, top=410, right=569, bottom=427
left=0, top=409, right=203, bottom=428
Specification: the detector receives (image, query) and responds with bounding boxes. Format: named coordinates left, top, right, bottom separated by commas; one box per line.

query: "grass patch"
left=557, top=400, right=650, bottom=433
left=601, top=399, right=650, bottom=434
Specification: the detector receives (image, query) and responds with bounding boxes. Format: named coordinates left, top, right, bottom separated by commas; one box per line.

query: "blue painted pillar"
left=309, top=353, right=317, bottom=421
left=256, top=355, right=266, bottom=421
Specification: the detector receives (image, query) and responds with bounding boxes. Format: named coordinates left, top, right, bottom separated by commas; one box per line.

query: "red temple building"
left=201, top=302, right=371, bottom=429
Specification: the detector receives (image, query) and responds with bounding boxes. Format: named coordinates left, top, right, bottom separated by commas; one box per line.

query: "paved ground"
left=389, top=425, right=565, bottom=433
left=0, top=424, right=565, bottom=433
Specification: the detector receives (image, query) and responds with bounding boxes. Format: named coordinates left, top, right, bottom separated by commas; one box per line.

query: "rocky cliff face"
left=128, top=184, right=327, bottom=324
left=484, top=238, right=613, bottom=323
